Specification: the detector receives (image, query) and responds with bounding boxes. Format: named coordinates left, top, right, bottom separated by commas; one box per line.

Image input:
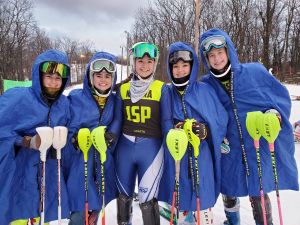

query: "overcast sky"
left=33, top=0, right=151, bottom=56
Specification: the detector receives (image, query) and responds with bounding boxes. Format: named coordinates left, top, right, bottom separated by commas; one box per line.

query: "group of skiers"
left=0, top=28, right=298, bottom=225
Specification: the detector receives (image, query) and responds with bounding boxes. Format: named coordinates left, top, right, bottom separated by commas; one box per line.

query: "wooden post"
left=194, top=0, right=201, bottom=56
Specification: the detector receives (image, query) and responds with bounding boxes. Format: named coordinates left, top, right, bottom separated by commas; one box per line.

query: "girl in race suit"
left=66, top=52, right=119, bottom=225
left=0, top=50, right=71, bottom=225
left=199, top=28, right=299, bottom=225
left=158, top=42, right=228, bottom=225
left=114, top=42, right=173, bottom=225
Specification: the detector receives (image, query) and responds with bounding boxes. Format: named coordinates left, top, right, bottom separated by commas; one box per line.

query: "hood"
left=199, top=28, right=240, bottom=73
left=83, top=51, right=117, bottom=95
left=31, top=49, right=70, bottom=101
left=167, top=41, right=199, bottom=87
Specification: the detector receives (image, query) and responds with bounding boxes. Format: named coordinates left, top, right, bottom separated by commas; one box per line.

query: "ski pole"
left=183, top=119, right=202, bottom=225
left=52, top=126, right=68, bottom=225
left=91, top=126, right=107, bottom=225
left=78, top=128, right=93, bottom=225
left=166, top=128, right=188, bottom=225
left=246, top=111, right=267, bottom=225
left=36, top=127, right=54, bottom=225
left=258, top=113, right=283, bottom=225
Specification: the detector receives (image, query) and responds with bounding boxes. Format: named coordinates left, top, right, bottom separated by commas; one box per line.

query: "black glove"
left=72, top=133, right=79, bottom=150
left=175, top=121, right=208, bottom=140
left=192, top=122, right=209, bottom=140
left=104, top=132, right=116, bottom=148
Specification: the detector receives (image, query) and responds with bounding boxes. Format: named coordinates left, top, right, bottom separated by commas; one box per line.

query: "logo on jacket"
left=139, top=187, right=148, bottom=193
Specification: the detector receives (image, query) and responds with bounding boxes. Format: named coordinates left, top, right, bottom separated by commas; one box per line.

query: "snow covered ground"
left=54, top=83, right=300, bottom=225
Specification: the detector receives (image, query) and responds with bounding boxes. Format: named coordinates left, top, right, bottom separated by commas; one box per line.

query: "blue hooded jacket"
left=158, top=42, right=228, bottom=210
left=66, top=52, right=119, bottom=212
left=0, top=49, right=71, bottom=223
left=200, top=28, right=299, bottom=196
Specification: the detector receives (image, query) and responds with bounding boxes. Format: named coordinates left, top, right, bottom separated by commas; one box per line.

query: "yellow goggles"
left=41, top=62, right=68, bottom=78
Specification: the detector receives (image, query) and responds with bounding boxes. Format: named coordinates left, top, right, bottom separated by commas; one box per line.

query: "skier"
left=0, top=50, right=71, bottom=224
left=114, top=42, right=173, bottom=225
left=199, top=28, right=299, bottom=225
left=66, top=51, right=119, bottom=225
left=158, top=41, right=228, bottom=225
left=294, top=120, right=300, bottom=142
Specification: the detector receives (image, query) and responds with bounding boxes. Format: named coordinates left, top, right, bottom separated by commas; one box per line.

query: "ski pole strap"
left=183, top=119, right=200, bottom=157
left=230, top=71, right=250, bottom=176
left=78, top=128, right=92, bottom=162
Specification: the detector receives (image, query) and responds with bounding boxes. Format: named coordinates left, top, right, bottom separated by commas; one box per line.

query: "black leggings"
left=223, top=194, right=273, bottom=225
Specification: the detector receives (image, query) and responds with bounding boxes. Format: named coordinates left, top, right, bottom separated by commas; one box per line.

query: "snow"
left=53, top=83, right=300, bottom=225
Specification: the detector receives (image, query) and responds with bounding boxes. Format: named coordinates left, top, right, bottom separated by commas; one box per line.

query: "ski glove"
left=22, top=134, right=41, bottom=150
left=104, top=131, right=116, bottom=148
left=175, top=121, right=208, bottom=140
left=294, top=123, right=300, bottom=142
left=265, top=109, right=281, bottom=124
left=221, top=138, right=230, bottom=154
left=72, top=134, right=79, bottom=150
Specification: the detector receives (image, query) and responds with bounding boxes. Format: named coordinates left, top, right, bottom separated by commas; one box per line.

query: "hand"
left=175, top=121, right=208, bottom=140
left=265, top=109, right=281, bottom=124
left=192, top=122, right=208, bottom=140
left=221, top=138, right=230, bottom=154
left=294, top=123, right=300, bottom=142
left=22, top=134, right=41, bottom=150
left=104, top=132, right=116, bottom=147
left=72, top=133, right=79, bottom=149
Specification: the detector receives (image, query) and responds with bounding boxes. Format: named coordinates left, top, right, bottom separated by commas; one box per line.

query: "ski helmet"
left=129, top=42, right=159, bottom=79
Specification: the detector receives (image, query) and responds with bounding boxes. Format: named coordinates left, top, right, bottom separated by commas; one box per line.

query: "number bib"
left=120, top=80, right=164, bottom=138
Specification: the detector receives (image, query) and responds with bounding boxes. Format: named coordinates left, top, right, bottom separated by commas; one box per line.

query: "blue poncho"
left=200, top=28, right=299, bottom=196
left=66, top=52, right=119, bottom=212
left=0, top=49, right=71, bottom=223
left=158, top=42, right=228, bottom=210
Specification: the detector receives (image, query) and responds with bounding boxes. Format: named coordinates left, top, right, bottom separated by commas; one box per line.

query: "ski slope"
left=55, top=82, right=300, bottom=225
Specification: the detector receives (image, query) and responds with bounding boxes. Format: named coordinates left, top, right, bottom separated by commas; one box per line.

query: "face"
left=207, top=47, right=229, bottom=71
left=93, top=69, right=112, bottom=91
left=42, top=73, right=62, bottom=95
left=135, top=55, right=155, bottom=78
left=172, top=60, right=191, bottom=78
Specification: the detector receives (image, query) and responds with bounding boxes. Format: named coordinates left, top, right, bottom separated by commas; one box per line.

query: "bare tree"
left=0, top=0, right=35, bottom=81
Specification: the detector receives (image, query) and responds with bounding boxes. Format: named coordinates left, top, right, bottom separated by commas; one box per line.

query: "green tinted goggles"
left=131, top=43, right=159, bottom=59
